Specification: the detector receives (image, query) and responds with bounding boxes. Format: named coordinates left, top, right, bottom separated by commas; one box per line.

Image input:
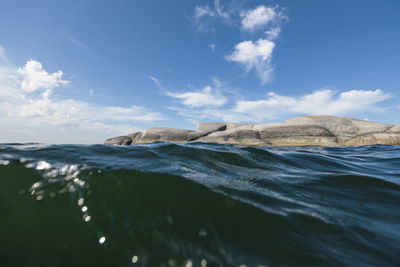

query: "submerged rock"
left=104, top=115, right=400, bottom=146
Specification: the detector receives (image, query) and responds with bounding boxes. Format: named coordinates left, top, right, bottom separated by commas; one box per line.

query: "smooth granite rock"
left=196, top=123, right=227, bottom=132
left=104, top=135, right=132, bottom=145
left=104, top=115, right=400, bottom=146
left=136, top=128, right=193, bottom=143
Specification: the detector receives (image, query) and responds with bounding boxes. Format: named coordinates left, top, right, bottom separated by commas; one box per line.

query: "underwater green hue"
left=1, top=143, right=399, bottom=266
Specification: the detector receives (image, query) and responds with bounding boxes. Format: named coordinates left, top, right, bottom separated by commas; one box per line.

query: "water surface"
left=0, top=143, right=399, bottom=266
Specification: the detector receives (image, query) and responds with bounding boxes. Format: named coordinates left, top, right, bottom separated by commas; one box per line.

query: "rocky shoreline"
left=104, top=115, right=400, bottom=146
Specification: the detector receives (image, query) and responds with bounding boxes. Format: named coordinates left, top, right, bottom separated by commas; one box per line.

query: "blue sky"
left=0, top=0, right=399, bottom=143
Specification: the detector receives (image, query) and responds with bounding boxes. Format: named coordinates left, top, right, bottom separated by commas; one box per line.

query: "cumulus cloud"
left=233, top=89, right=391, bottom=121
left=240, top=6, right=277, bottom=31
left=0, top=55, right=163, bottom=143
left=167, top=85, right=227, bottom=108
left=17, top=60, right=69, bottom=93
left=227, top=39, right=275, bottom=84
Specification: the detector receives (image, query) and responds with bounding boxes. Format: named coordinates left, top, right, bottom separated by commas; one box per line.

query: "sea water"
left=0, top=143, right=399, bottom=266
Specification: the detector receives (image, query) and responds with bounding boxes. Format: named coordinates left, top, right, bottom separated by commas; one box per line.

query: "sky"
left=0, top=0, right=399, bottom=144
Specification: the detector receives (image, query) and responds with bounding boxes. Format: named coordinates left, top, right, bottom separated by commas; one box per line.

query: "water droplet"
left=198, top=229, right=207, bottom=237
left=0, top=160, right=10, bottom=165
left=201, top=259, right=207, bottom=267
left=78, top=198, right=84, bottom=206
left=185, top=260, right=193, bottom=267
left=81, top=206, right=88, bottom=212
left=32, top=182, right=41, bottom=189
left=99, top=236, right=106, bottom=244
left=36, top=161, right=51, bottom=170
left=132, top=255, right=138, bottom=263
left=36, top=195, right=43, bottom=201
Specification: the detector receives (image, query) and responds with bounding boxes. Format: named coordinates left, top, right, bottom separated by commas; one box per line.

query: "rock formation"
left=104, top=115, right=400, bottom=146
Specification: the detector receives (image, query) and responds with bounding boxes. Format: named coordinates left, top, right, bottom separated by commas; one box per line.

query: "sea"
left=0, top=142, right=399, bottom=267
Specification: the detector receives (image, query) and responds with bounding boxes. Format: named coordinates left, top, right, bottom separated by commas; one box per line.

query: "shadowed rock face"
left=104, top=115, right=400, bottom=146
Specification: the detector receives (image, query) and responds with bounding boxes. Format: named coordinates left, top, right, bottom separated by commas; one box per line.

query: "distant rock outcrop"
left=104, top=115, right=400, bottom=146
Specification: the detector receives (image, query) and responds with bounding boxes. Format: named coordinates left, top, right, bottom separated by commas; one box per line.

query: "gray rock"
left=187, top=131, right=209, bottom=141
left=258, top=125, right=337, bottom=146
left=127, top=132, right=141, bottom=139
left=345, top=132, right=400, bottom=146
left=198, top=127, right=263, bottom=145
left=104, top=115, right=400, bottom=146
left=285, top=116, right=358, bottom=140
left=196, top=123, right=226, bottom=132
left=104, top=136, right=131, bottom=145
left=136, top=128, right=193, bottom=143
left=285, top=115, right=393, bottom=142
left=386, top=125, right=400, bottom=133
left=225, top=123, right=254, bottom=130
left=187, top=123, right=228, bottom=141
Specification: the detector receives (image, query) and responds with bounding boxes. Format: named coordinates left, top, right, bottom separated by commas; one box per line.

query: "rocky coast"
left=104, top=115, right=400, bottom=146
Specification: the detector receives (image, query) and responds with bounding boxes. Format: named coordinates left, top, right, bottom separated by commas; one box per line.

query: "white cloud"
left=167, top=85, right=227, bottom=108
left=167, top=82, right=391, bottom=124
left=226, top=39, right=275, bottom=84
left=193, top=0, right=232, bottom=31
left=17, top=60, right=69, bottom=93
left=265, top=27, right=281, bottom=40
left=213, top=0, right=230, bottom=19
left=0, top=55, right=163, bottom=143
left=233, top=89, right=391, bottom=121
left=240, top=6, right=277, bottom=31
left=149, top=76, right=163, bottom=90
left=194, top=5, right=215, bottom=19
left=210, top=43, right=216, bottom=51
left=195, top=0, right=229, bottom=20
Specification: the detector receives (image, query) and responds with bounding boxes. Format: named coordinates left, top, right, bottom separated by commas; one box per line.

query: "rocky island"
left=104, top=115, right=400, bottom=146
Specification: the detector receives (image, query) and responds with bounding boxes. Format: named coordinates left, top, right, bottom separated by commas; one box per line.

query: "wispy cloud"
left=0, top=45, right=9, bottom=65
left=149, top=76, right=164, bottom=90
left=210, top=43, right=216, bottom=52
left=265, top=27, right=281, bottom=40
left=194, top=0, right=230, bottom=21
left=64, top=32, right=91, bottom=54
left=193, top=0, right=233, bottom=32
